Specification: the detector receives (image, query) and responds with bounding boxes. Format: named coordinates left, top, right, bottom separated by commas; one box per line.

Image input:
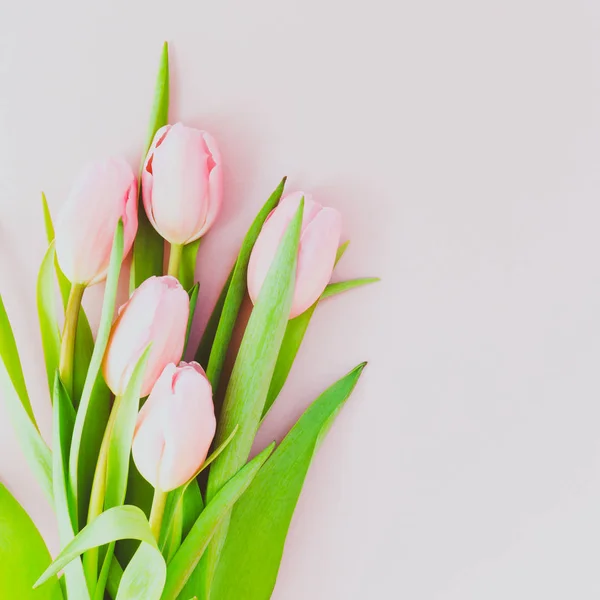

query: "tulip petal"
left=292, top=207, right=342, bottom=318
left=193, top=132, right=223, bottom=241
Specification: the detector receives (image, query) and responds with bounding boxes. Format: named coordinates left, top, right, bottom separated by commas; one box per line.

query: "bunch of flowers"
left=0, top=44, right=377, bottom=600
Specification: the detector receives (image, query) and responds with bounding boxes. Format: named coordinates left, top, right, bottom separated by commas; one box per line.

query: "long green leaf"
left=37, top=244, right=62, bottom=396
left=201, top=199, right=303, bottom=594
left=161, top=443, right=275, bottom=600
left=263, top=277, right=379, bottom=417
left=69, top=221, right=124, bottom=522
left=185, top=283, right=200, bottom=352
left=211, top=363, right=366, bottom=600
left=0, top=484, right=63, bottom=599
left=34, top=505, right=166, bottom=600
left=0, top=297, right=52, bottom=499
left=52, top=374, right=90, bottom=600
left=131, top=41, right=169, bottom=289
left=41, top=192, right=96, bottom=405
left=196, top=178, right=286, bottom=392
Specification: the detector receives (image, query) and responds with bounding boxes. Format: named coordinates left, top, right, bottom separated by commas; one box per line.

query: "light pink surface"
left=3, top=1, right=600, bottom=599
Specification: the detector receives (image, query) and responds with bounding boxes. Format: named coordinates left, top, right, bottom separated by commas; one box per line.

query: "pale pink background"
left=2, top=1, right=600, bottom=598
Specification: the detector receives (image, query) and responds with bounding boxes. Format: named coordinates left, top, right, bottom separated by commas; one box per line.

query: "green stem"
left=167, top=243, right=184, bottom=279
left=149, top=488, right=168, bottom=541
left=83, top=395, right=122, bottom=593
left=58, top=282, right=85, bottom=399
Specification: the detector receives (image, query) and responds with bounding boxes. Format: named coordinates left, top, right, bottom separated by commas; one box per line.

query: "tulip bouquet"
left=0, top=44, right=377, bottom=600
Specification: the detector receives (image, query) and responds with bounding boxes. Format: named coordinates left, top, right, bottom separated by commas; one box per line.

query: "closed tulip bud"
left=55, top=158, right=138, bottom=285
left=132, top=362, right=216, bottom=492
left=248, top=192, right=342, bottom=318
left=102, top=276, right=189, bottom=397
left=142, top=122, right=223, bottom=245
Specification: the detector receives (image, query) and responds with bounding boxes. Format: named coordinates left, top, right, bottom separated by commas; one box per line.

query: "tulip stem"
left=83, top=394, right=121, bottom=592
left=59, top=282, right=85, bottom=400
left=167, top=243, right=184, bottom=279
left=149, top=488, right=168, bottom=541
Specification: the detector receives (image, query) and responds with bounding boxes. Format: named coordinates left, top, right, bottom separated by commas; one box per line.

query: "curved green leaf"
left=161, top=443, right=275, bottom=600
left=69, top=221, right=124, bottom=521
left=180, top=239, right=202, bottom=292
left=195, top=177, right=286, bottom=392
left=202, top=199, right=303, bottom=594
left=131, top=41, right=169, bottom=289
left=52, top=375, right=90, bottom=600
left=34, top=505, right=166, bottom=600
left=36, top=244, right=62, bottom=397
left=0, top=483, right=63, bottom=599
left=211, top=364, right=366, bottom=600
left=0, top=297, right=52, bottom=499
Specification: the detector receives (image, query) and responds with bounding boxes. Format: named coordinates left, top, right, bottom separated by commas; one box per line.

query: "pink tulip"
left=102, top=276, right=189, bottom=397
left=55, top=158, right=138, bottom=285
left=132, top=362, right=216, bottom=492
left=142, top=123, right=223, bottom=245
left=248, top=192, right=342, bottom=318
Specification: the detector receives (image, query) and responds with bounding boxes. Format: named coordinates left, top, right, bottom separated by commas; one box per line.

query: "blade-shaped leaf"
left=41, top=192, right=70, bottom=304
left=195, top=178, right=286, bottom=391
left=211, top=364, right=366, bottom=600
left=202, top=199, right=303, bottom=593
left=131, top=41, right=169, bottom=289
left=185, top=283, right=200, bottom=352
left=161, top=443, right=275, bottom=600
left=34, top=505, right=166, bottom=600
left=69, top=221, right=124, bottom=521
left=52, top=374, right=90, bottom=600
left=37, top=244, right=62, bottom=395
left=263, top=276, right=378, bottom=417
left=0, top=483, right=63, bottom=599
left=0, top=297, right=52, bottom=499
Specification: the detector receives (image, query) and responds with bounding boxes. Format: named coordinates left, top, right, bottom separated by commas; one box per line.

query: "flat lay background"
left=2, top=1, right=600, bottom=598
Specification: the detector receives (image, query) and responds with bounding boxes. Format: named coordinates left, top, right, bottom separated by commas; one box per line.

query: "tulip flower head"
left=142, top=122, right=223, bottom=245
left=55, top=158, right=138, bottom=285
left=132, top=362, right=216, bottom=492
left=102, top=276, right=189, bottom=397
left=248, top=192, right=342, bottom=318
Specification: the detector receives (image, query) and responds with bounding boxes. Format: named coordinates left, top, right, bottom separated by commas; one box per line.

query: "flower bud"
left=142, top=123, right=223, bottom=245
left=55, top=158, right=138, bottom=285
left=132, top=362, right=216, bottom=491
left=102, top=276, right=189, bottom=397
left=248, top=192, right=342, bottom=318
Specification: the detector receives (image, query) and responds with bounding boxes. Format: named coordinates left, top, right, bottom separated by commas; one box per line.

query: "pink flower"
left=132, top=362, right=216, bottom=492
left=142, top=123, right=223, bottom=245
left=55, top=158, right=138, bottom=285
left=102, top=276, right=189, bottom=397
left=248, top=192, right=342, bottom=318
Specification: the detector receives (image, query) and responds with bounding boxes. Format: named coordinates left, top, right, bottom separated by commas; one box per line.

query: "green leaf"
left=161, top=443, right=275, bottom=600
left=196, top=178, right=286, bottom=392
left=52, top=374, right=90, bottom=600
left=131, top=41, right=169, bottom=289
left=34, top=505, right=166, bottom=600
left=93, top=347, right=151, bottom=599
left=0, top=297, right=52, bottom=499
left=263, top=276, right=378, bottom=417
left=36, top=244, right=62, bottom=396
left=211, top=364, right=366, bottom=600
left=180, top=239, right=202, bottom=292
left=202, top=198, right=303, bottom=593
left=41, top=193, right=96, bottom=405
left=0, top=483, right=63, bottom=599
left=321, top=277, right=380, bottom=300
left=69, top=221, right=124, bottom=522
